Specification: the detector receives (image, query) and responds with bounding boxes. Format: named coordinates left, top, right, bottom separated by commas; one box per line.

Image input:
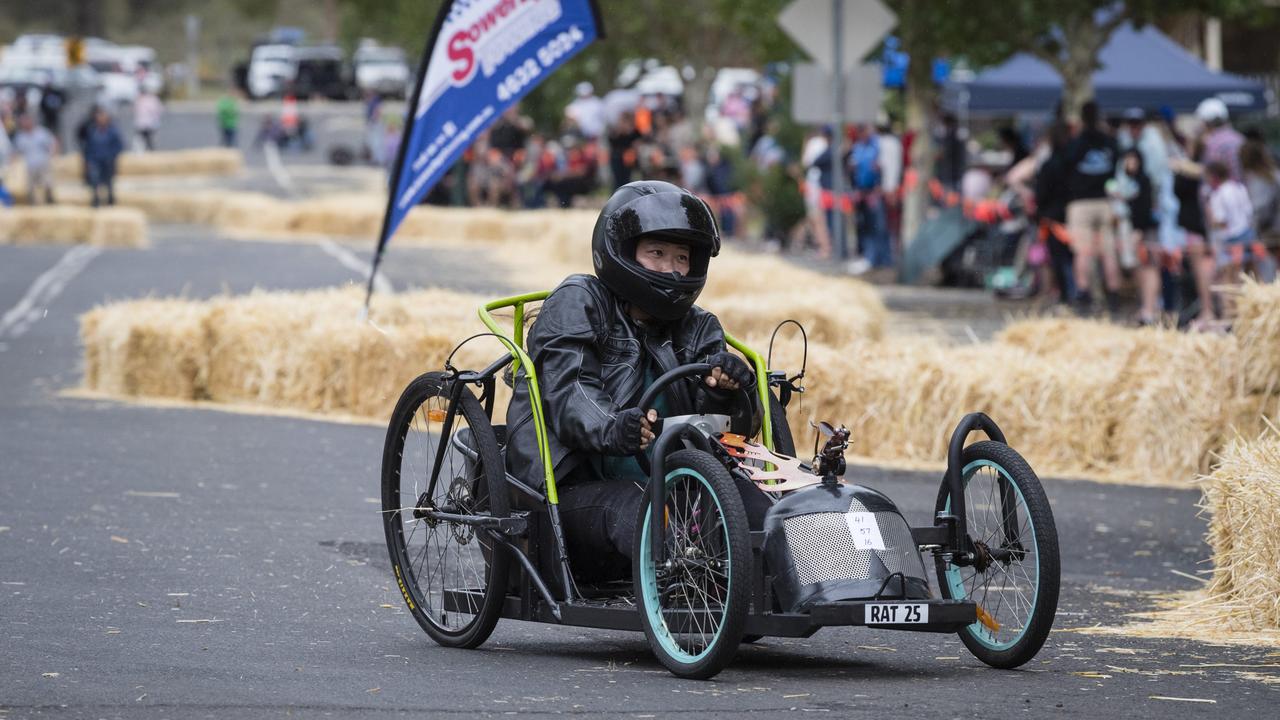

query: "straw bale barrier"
left=0, top=206, right=148, bottom=248
left=763, top=288, right=1280, bottom=486
left=1234, top=278, right=1280, bottom=395
left=80, top=287, right=510, bottom=420
left=52, top=148, right=243, bottom=179
left=77, top=278, right=1280, bottom=487
left=1200, top=427, right=1280, bottom=630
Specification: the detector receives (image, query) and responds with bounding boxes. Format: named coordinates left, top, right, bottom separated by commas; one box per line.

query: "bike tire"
left=381, top=372, right=510, bottom=649
left=633, top=449, right=751, bottom=679
left=933, top=441, right=1060, bottom=669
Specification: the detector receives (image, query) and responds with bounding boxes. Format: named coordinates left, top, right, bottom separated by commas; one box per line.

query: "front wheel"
left=934, top=441, right=1060, bottom=669
left=634, top=449, right=751, bottom=679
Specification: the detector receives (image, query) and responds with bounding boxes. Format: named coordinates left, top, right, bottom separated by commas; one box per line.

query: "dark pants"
left=221, top=127, right=237, bottom=147
left=856, top=194, right=891, bottom=267
left=86, top=160, right=115, bottom=207
left=557, top=467, right=773, bottom=582
left=1046, top=231, right=1075, bottom=303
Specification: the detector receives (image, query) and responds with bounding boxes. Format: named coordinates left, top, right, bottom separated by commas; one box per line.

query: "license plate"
left=864, top=603, right=928, bottom=624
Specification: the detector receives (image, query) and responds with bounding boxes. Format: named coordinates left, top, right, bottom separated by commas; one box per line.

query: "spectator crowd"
left=2, top=82, right=169, bottom=209
left=6, top=65, right=1278, bottom=327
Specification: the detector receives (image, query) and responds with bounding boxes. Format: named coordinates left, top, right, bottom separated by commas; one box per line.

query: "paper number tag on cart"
left=845, top=512, right=885, bottom=550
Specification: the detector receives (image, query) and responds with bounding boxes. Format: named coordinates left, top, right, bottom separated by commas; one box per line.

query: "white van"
left=353, top=44, right=409, bottom=99
left=247, top=44, right=296, bottom=99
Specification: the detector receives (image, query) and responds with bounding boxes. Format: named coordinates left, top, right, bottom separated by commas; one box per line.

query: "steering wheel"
left=633, top=362, right=758, bottom=472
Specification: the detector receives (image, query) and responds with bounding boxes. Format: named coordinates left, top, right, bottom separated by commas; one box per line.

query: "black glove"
left=603, top=407, right=648, bottom=455
left=706, top=351, right=755, bottom=390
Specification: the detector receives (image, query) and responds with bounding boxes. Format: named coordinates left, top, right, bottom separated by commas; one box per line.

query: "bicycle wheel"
left=634, top=449, right=751, bottom=679
left=381, top=372, right=510, bottom=649
left=934, top=441, right=1059, bottom=669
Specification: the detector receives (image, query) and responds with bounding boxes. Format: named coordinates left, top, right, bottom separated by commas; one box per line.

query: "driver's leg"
left=557, top=472, right=644, bottom=580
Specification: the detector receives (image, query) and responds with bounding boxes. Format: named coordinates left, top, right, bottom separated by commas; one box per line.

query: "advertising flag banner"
left=367, top=0, right=604, bottom=305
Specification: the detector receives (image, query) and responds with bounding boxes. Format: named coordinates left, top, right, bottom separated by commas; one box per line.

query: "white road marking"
left=318, top=239, right=393, bottom=295
left=262, top=141, right=300, bottom=197
left=0, top=245, right=102, bottom=348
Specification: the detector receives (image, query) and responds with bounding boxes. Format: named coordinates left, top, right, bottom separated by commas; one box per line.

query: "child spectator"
left=1205, top=160, right=1268, bottom=285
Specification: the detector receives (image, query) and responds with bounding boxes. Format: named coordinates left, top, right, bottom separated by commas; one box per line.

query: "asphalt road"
left=1, top=228, right=1277, bottom=718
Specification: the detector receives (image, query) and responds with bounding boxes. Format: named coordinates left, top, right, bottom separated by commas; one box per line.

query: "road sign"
left=777, top=0, right=896, bottom=74
left=791, top=62, right=883, bottom=125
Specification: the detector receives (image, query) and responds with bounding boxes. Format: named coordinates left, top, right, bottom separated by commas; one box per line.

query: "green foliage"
left=740, top=148, right=805, bottom=241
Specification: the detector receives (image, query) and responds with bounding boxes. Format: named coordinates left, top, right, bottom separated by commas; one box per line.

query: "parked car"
left=293, top=45, right=352, bottom=100
left=247, top=43, right=296, bottom=99
left=353, top=44, right=409, bottom=99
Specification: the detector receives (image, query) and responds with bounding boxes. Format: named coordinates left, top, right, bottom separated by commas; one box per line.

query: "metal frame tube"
left=943, top=412, right=1007, bottom=555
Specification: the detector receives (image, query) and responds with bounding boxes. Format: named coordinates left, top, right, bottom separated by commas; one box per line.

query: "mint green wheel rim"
left=943, top=459, right=1041, bottom=651
left=639, top=468, right=732, bottom=664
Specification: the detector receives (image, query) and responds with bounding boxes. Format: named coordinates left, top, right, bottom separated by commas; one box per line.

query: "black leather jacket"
left=505, top=274, right=750, bottom=488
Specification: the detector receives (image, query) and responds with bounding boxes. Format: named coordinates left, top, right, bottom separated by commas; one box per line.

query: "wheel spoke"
left=947, top=460, right=1047, bottom=650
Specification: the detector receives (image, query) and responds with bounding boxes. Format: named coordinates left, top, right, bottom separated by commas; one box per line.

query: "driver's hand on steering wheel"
left=639, top=408, right=658, bottom=451
left=704, top=366, right=741, bottom=391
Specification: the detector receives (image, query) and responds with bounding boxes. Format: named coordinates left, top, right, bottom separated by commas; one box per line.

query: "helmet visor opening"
left=623, top=232, right=711, bottom=280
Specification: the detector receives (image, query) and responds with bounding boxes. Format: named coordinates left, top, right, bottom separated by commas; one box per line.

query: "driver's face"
left=634, top=237, right=691, bottom=276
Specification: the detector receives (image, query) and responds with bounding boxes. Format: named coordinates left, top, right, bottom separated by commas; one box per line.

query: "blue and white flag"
left=367, top=0, right=604, bottom=304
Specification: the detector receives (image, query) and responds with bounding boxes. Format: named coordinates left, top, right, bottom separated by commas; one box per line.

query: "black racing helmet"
left=591, top=180, right=721, bottom=321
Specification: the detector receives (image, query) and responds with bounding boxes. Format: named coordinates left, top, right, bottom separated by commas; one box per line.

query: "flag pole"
left=363, top=0, right=458, bottom=317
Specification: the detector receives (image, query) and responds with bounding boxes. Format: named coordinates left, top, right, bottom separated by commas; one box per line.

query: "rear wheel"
left=634, top=449, right=751, bottom=679
left=934, top=441, right=1059, bottom=669
left=381, top=372, right=510, bottom=649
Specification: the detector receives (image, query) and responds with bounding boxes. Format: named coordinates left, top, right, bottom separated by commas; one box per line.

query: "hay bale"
left=762, top=336, right=1120, bottom=476
left=81, top=298, right=210, bottom=399
left=214, top=193, right=296, bottom=235
left=0, top=205, right=144, bottom=247
left=55, top=148, right=243, bottom=180
left=285, top=196, right=383, bottom=238
left=88, top=207, right=149, bottom=247
left=1201, top=426, right=1280, bottom=629
left=1107, top=331, right=1244, bottom=483
left=199, top=287, right=479, bottom=417
left=112, top=189, right=226, bottom=225
left=81, top=286, right=509, bottom=420
left=1234, top=278, right=1280, bottom=395
left=0, top=206, right=94, bottom=244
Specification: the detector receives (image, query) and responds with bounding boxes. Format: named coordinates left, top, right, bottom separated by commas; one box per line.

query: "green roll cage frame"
left=479, top=291, right=778, bottom=506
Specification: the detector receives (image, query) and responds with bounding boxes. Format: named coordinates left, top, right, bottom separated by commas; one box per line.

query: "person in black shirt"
left=38, top=81, right=64, bottom=136
left=934, top=113, right=966, bottom=191
left=1034, top=122, right=1075, bottom=303
left=1064, top=100, right=1121, bottom=314
left=607, top=112, right=642, bottom=190
left=1118, top=149, right=1160, bottom=324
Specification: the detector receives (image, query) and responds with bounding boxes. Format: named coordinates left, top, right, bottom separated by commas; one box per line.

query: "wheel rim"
left=943, top=459, right=1040, bottom=651
left=639, top=468, right=733, bottom=664
left=388, top=392, right=494, bottom=635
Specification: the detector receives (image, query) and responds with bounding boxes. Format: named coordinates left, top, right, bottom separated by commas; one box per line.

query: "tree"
left=888, top=0, right=1259, bottom=249
left=886, top=0, right=1025, bottom=250
left=1012, top=1, right=1256, bottom=121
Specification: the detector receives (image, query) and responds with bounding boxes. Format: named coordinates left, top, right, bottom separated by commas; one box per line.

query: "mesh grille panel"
left=782, top=512, right=873, bottom=585
left=781, top=501, right=925, bottom=586
left=875, top=511, right=927, bottom=579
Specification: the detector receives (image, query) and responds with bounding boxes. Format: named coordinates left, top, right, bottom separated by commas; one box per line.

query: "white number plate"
left=864, top=603, right=929, bottom=625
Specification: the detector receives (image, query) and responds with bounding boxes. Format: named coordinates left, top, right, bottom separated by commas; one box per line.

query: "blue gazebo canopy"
left=944, top=22, right=1268, bottom=116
